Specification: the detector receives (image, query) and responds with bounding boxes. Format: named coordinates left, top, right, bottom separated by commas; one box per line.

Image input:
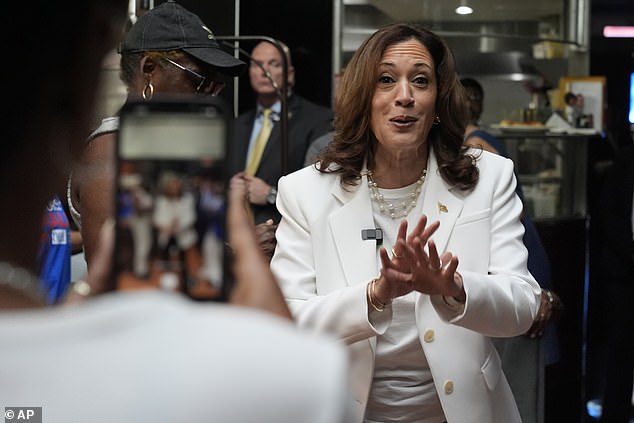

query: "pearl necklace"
left=0, top=261, right=44, bottom=302
left=366, top=169, right=427, bottom=219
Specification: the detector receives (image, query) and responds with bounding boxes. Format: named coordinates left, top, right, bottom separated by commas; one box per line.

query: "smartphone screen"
left=113, top=98, right=229, bottom=301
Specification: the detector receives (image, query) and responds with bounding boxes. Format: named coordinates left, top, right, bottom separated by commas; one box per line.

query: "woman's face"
left=370, top=39, right=437, bottom=153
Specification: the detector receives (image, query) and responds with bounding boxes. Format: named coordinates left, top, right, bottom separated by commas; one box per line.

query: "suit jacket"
left=270, top=148, right=541, bottom=423
left=229, top=94, right=333, bottom=224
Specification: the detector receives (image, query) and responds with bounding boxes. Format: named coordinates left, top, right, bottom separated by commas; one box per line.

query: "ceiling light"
left=455, top=5, right=473, bottom=15
left=455, top=0, right=473, bottom=15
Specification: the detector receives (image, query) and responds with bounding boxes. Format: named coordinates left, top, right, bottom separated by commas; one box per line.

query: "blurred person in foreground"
left=270, top=23, right=541, bottom=422
left=0, top=2, right=351, bottom=422
left=67, top=0, right=244, bottom=272
left=462, top=76, right=563, bottom=423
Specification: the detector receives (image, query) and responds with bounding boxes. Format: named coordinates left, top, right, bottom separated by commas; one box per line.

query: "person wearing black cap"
left=68, top=0, right=246, bottom=273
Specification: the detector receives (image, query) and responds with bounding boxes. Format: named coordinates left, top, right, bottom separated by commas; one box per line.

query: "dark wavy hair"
left=317, top=23, right=478, bottom=191
left=460, top=77, right=484, bottom=125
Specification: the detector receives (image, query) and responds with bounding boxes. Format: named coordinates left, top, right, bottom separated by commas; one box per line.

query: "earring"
left=142, top=82, right=154, bottom=100
left=433, top=115, right=441, bottom=125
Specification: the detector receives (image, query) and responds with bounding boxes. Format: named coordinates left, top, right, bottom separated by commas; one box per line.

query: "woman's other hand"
left=525, top=289, right=564, bottom=338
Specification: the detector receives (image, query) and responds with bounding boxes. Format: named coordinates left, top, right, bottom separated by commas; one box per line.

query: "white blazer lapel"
left=422, top=152, right=464, bottom=254
left=329, top=174, right=380, bottom=286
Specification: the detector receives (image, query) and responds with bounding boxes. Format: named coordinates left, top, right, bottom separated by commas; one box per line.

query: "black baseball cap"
left=120, top=0, right=245, bottom=76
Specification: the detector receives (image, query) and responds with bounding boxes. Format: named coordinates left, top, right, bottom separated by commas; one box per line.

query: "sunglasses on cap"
left=163, top=57, right=225, bottom=95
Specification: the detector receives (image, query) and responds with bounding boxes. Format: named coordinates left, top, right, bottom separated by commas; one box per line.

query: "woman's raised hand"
left=374, top=215, right=464, bottom=304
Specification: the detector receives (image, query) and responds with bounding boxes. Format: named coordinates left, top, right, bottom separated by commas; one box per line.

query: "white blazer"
left=271, top=148, right=541, bottom=423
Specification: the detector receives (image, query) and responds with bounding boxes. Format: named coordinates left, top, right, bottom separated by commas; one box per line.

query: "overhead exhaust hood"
left=456, top=52, right=541, bottom=82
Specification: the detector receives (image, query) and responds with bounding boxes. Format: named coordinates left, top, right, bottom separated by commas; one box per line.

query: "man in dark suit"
left=229, top=40, right=333, bottom=224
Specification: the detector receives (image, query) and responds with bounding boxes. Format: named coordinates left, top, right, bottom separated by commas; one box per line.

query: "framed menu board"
left=558, top=76, right=606, bottom=132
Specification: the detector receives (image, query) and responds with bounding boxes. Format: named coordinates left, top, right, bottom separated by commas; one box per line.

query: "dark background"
left=158, top=0, right=334, bottom=116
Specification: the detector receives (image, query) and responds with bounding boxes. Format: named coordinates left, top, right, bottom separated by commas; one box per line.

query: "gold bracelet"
left=366, top=280, right=383, bottom=312
left=442, top=272, right=466, bottom=307
left=368, top=278, right=389, bottom=312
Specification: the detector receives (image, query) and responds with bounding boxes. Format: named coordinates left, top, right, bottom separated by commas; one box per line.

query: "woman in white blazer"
left=270, top=23, right=541, bottom=423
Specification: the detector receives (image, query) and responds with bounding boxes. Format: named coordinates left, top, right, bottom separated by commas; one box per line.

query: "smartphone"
left=113, top=97, right=231, bottom=301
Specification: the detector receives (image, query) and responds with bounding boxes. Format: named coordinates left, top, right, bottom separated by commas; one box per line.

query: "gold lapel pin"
left=437, top=201, right=448, bottom=213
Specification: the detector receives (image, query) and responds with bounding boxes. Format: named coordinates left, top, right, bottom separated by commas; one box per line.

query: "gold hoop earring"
left=433, top=115, right=441, bottom=125
left=142, top=82, right=154, bottom=100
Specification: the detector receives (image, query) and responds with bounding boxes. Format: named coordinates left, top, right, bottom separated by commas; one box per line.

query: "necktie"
left=246, top=108, right=273, bottom=175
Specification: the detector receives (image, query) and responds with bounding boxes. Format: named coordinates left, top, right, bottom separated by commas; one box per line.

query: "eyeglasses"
left=163, top=57, right=224, bottom=95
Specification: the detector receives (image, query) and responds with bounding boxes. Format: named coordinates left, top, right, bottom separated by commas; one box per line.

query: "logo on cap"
left=202, top=25, right=215, bottom=40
